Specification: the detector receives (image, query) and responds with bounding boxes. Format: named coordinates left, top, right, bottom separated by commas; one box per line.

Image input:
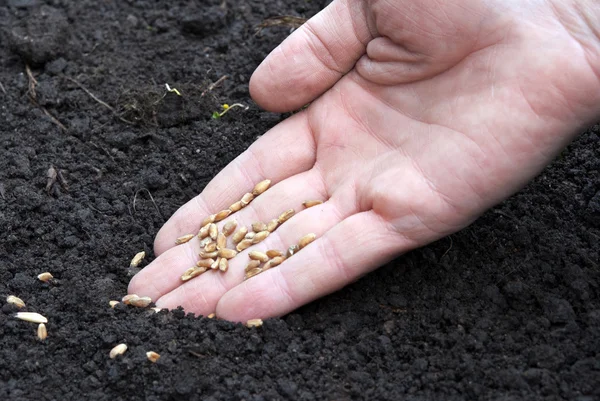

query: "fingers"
left=249, top=0, right=374, bottom=112
left=153, top=111, right=315, bottom=256
left=215, top=210, right=409, bottom=322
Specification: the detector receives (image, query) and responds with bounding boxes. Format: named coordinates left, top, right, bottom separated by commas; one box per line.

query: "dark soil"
left=1, top=1, right=599, bottom=400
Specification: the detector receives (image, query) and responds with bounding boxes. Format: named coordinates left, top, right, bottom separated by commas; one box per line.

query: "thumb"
left=250, top=0, right=374, bottom=112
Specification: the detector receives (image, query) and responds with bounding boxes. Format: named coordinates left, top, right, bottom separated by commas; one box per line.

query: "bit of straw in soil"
left=146, top=351, right=160, bottom=363
left=37, top=323, right=47, bottom=340
left=175, top=234, right=195, bottom=245
left=6, top=295, right=25, bottom=308
left=15, top=312, right=48, bottom=324
left=246, top=318, right=263, bottom=328
left=303, top=200, right=323, bottom=208
left=130, top=251, right=146, bottom=268
left=38, top=272, right=53, bottom=282
left=110, top=344, right=127, bottom=359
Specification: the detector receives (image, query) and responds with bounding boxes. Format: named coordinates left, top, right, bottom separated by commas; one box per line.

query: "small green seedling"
left=212, top=103, right=249, bottom=119
left=165, top=83, right=181, bottom=96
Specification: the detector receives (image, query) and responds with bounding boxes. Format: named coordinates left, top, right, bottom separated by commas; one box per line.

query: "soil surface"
left=1, top=1, right=599, bottom=400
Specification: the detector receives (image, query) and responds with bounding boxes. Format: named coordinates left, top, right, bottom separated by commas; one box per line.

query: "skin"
left=129, top=0, right=600, bottom=322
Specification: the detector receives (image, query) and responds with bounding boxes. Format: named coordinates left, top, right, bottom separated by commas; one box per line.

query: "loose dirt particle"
left=252, top=231, right=269, bottom=244
left=130, top=296, right=152, bottom=308
left=241, top=192, right=254, bottom=206
left=15, top=312, right=48, bottom=324
left=252, top=179, right=271, bottom=196
left=37, top=272, right=53, bottom=282
left=201, top=214, right=215, bottom=227
left=245, top=260, right=261, bottom=272
left=146, top=351, right=160, bottom=363
left=214, top=209, right=231, bottom=222
left=236, top=239, right=253, bottom=252
left=217, top=232, right=227, bottom=250
left=249, top=251, right=269, bottom=262
left=303, top=200, right=323, bottom=208
left=37, top=323, right=47, bottom=340
left=246, top=319, right=263, bottom=328
left=196, top=258, right=215, bottom=268
left=209, top=223, right=218, bottom=240
left=219, top=257, right=228, bottom=272
left=110, top=344, right=127, bottom=359
left=175, top=234, right=195, bottom=245
left=298, top=233, right=316, bottom=249
left=267, top=219, right=279, bottom=232
left=222, top=220, right=237, bottom=236
left=109, top=300, right=120, bottom=308
left=244, top=267, right=263, bottom=280
left=232, top=226, right=248, bottom=244
left=229, top=201, right=243, bottom=212
left=286, top=245, right=299, bottom=258
left=266, top=250, right=283, bottom=258
left=130, top=251, right=146, bottom=268
left=199, top=250, right=218, bottom=259
left=252, top=222, right=267, bottom=232
left=6, top=295, right=25, bottom=308
left=218, top=248, right=238, bottom=259
left=277, top=209, right=295, bottom=224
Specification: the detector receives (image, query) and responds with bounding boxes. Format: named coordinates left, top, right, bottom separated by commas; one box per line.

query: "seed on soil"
left=249, top=251, right=269, bottom=262
left=6, top=295, right=25, bottom=308
left=196, top=258, right=215, bottom=268
left=303, top=199, right=323, bottom=208
left=232, top=227, right=248, bottom=244
left=244, top=267, right=263, bottom=280
left=277, top=209, right=295, bottom=224
left=175, top=234, right=195, bottom=245
left=298, top=233, right=316, bottom=249
left=129, top=296, right=152, bottom=308
left=37, top=323, right=47, bottom=340
left=245, top=232, right=256, bottom=240
left=207, top=313, right=216, bottom=319
left=236, top=239, right=253, bottom=252
left=209, top=223, right=218, bottom=240
left=204, top=241, right=217, bottom=252
left=214, top=209, right=232, bottom=222
left=246, top=319, right=263, bottom=328
left=15, top=312, right=48, bottom=324
left=151, top=307, right=162, bottom=313
left=110, top=343, right=127, bottom=359
left=286, top=244, right=299, bottom=258
left=217, top=232, right=227, bottom=249
left=266, top=250, right=283, bottom=258
left=146, top=351, right=160, bottom=363
left=241, top=192, right=254, bottom=206
left=219, top=257, right=228, bottom=272
left=252, top=222, right=267, bottom=233
left=199, top=250, right=218, bottom=259
left=229, top=201, right=243, bottom=212
left=267, top=219, right=279, bottom=232
left=198, top=224, right=210, bottom=239
left=210, top=258, right=220, bottom=270
left=122, top=294, right=139, bottom=304
left=252, top=179, right=271, bottom=196
left=252, top=230, right=269, bottom=244
left=201, top=214, right=215, bottom=227
left=218, top=248, right=238, bottom=259
left=269, top=256, right=285, bottom=267
left=222, top=220, right=237, bottom=236
left=109, top=300, right=120, bottom=308
left=245, top=260, right=261, bottom=272
left=38, top=272, right=53, bottom=282
left=130, top=251, right=146, bottom=268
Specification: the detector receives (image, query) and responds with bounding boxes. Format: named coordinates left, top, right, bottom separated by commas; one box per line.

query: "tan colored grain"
left=219, top=257, right=228, bottom=272
left=252, top=231, right=269, bottom=244
left=269, top=256, right=285, bottom=267
left=130, top=251, right=146, bottom=268
left=201, top=214, right=215, bottom=227
left=199, top=250, right=218, bottom=259
left=130, top=296, right=152, bottom=308
left=267, top=219, right=279, bottom=232
left=37, top=272, right=53, bottom=282
left=298, top=233, right=316, bottom=249
left=246, top=318, right=263, bottom=328
left=236, top=239, right=253, bottom=252
left=15, top=312, right=47, bottom=324
left=109, top=300, right=120, bottom=308
left=175, top=234, right=195, bottom=245
left=266, top=250, right=283, bottom=258
left=244, top=267, right=263, bottom=280
left=110, top=343, right=127, bottom=359
left=207, top=313, right=216, bottom=319
left=249, top=251, right=269, bottom=262
left=196, top=258, right=215, bottom=268
left=277, top=209, right=295, bottom=224
left=181, top=266, right=207, bottom=281
left=211, top=258, right=220, bottom=270
left=198, top=223, right=210, bottom=239
left=262, top=260, right=273, bottom=271
left=204, top=241, right=217, bottom=253
left=214, top=209, right=232, bottom=222
left=37, top=323, right=47, bottom=340
left=245, top=260, right=261, bottom=272
left=122, top=294, right=139, bottom=304
left=252, top=179, right=271, bottom=196
left=245, top=232, right=256, bottom=240
left=302, top=199, right=323, bottom=208
left=217, top=232, right=227, bottom=250
left=6, top=295, right=25, bottom=308
left=232, top=226, right=248, bottom=244
left=199, top=237, right=213, bottom=248
left=252, top=222, right=267, bottom=233
left=241, top=192, right=254, bottom=206
left=218, top=248, right=238, bottom=259
left=222, top=220, right=237, bottom=236
left=229, top=201, right=243, bottom=212
left=208, top=223, right=218, bottom=240
left=146, top=351, right=160, bottom=363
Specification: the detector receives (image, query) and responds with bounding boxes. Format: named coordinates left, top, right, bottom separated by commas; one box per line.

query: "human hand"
left=129, top=0, right=600, bottom=321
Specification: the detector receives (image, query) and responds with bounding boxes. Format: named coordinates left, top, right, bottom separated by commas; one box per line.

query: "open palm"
left=129, top=0, right=600, bottom=321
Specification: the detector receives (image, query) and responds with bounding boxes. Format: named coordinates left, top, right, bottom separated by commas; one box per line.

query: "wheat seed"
left=232, top=227, right=248, bottom=244
left=208, top=223, right=218, bottom=240
left=110, top=343, right=127, bottom=359
left=199, top=250, right=218, bottom=259
left=130, top=296, right=152, bottom=308
left=217, top=232, right=227, bottom=250
left=252, top=231, right=269, bottom=244
left=277, top=209, right=295, bottom=224
left=198, top=223, right=210, bottom=239
left=175, top=234, right=195, bottom=245
left=181, top=266, right=207, bottom=281
left=270, top=256, right=285, bottom=267
left=252, top=179, right=271, bottom=196
left=214, top=209, right=232, bottom=222
left=222, top=220, right=237, bottom=236
left=37, top=323, right=47, bottom=340
left=241, top=192, right=254, bottom=206
left=6, top=295, right=25, bottom=309
left=201, top=214, right=215, bottom=227
left=249, top=251, right=269, bottom=262
left=218, top=248, right=238, bottom=259
left=122, top=294, right=139, bottom=304
left=244, top=267, right=263, bottom=280
left=219, top=258, right=228, bottom=272
left=146, top=351, right=160, bottom=363
left=15, top=312, right=47, bottom=324
left=245, top=260, right=261, bottom=272
left=207, top=313, right=216, bottom=319
left=266, top=250, right=283, bottom=258
left=229, top=201, right=243, bottom=212
left=204, top=242, right=217, bottom=253
left=236, top=239, right=253, bottom=252
left=303, top=200, right=323, bottom=208
left=109, top=300, right=120, bottom=308
left=246, top=318, right=263, bottom=328
left=199, top=237, right=213, bottom=248
left=38, top=272, right=53, bottom=282
left=196, top=258, right=215, bottom=268
left=130, top=251, right=146, bottom=268
left=245, top=232, right=256, bottom=240
left=286, top=245, right=299, bottom=258
left=267, top=219, right=279, bottom=232
left=252, top=222, right=267, bottom=233
left=262, top=260, right=273, bottom=271
left=298, top=233, right=316, bottom=249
